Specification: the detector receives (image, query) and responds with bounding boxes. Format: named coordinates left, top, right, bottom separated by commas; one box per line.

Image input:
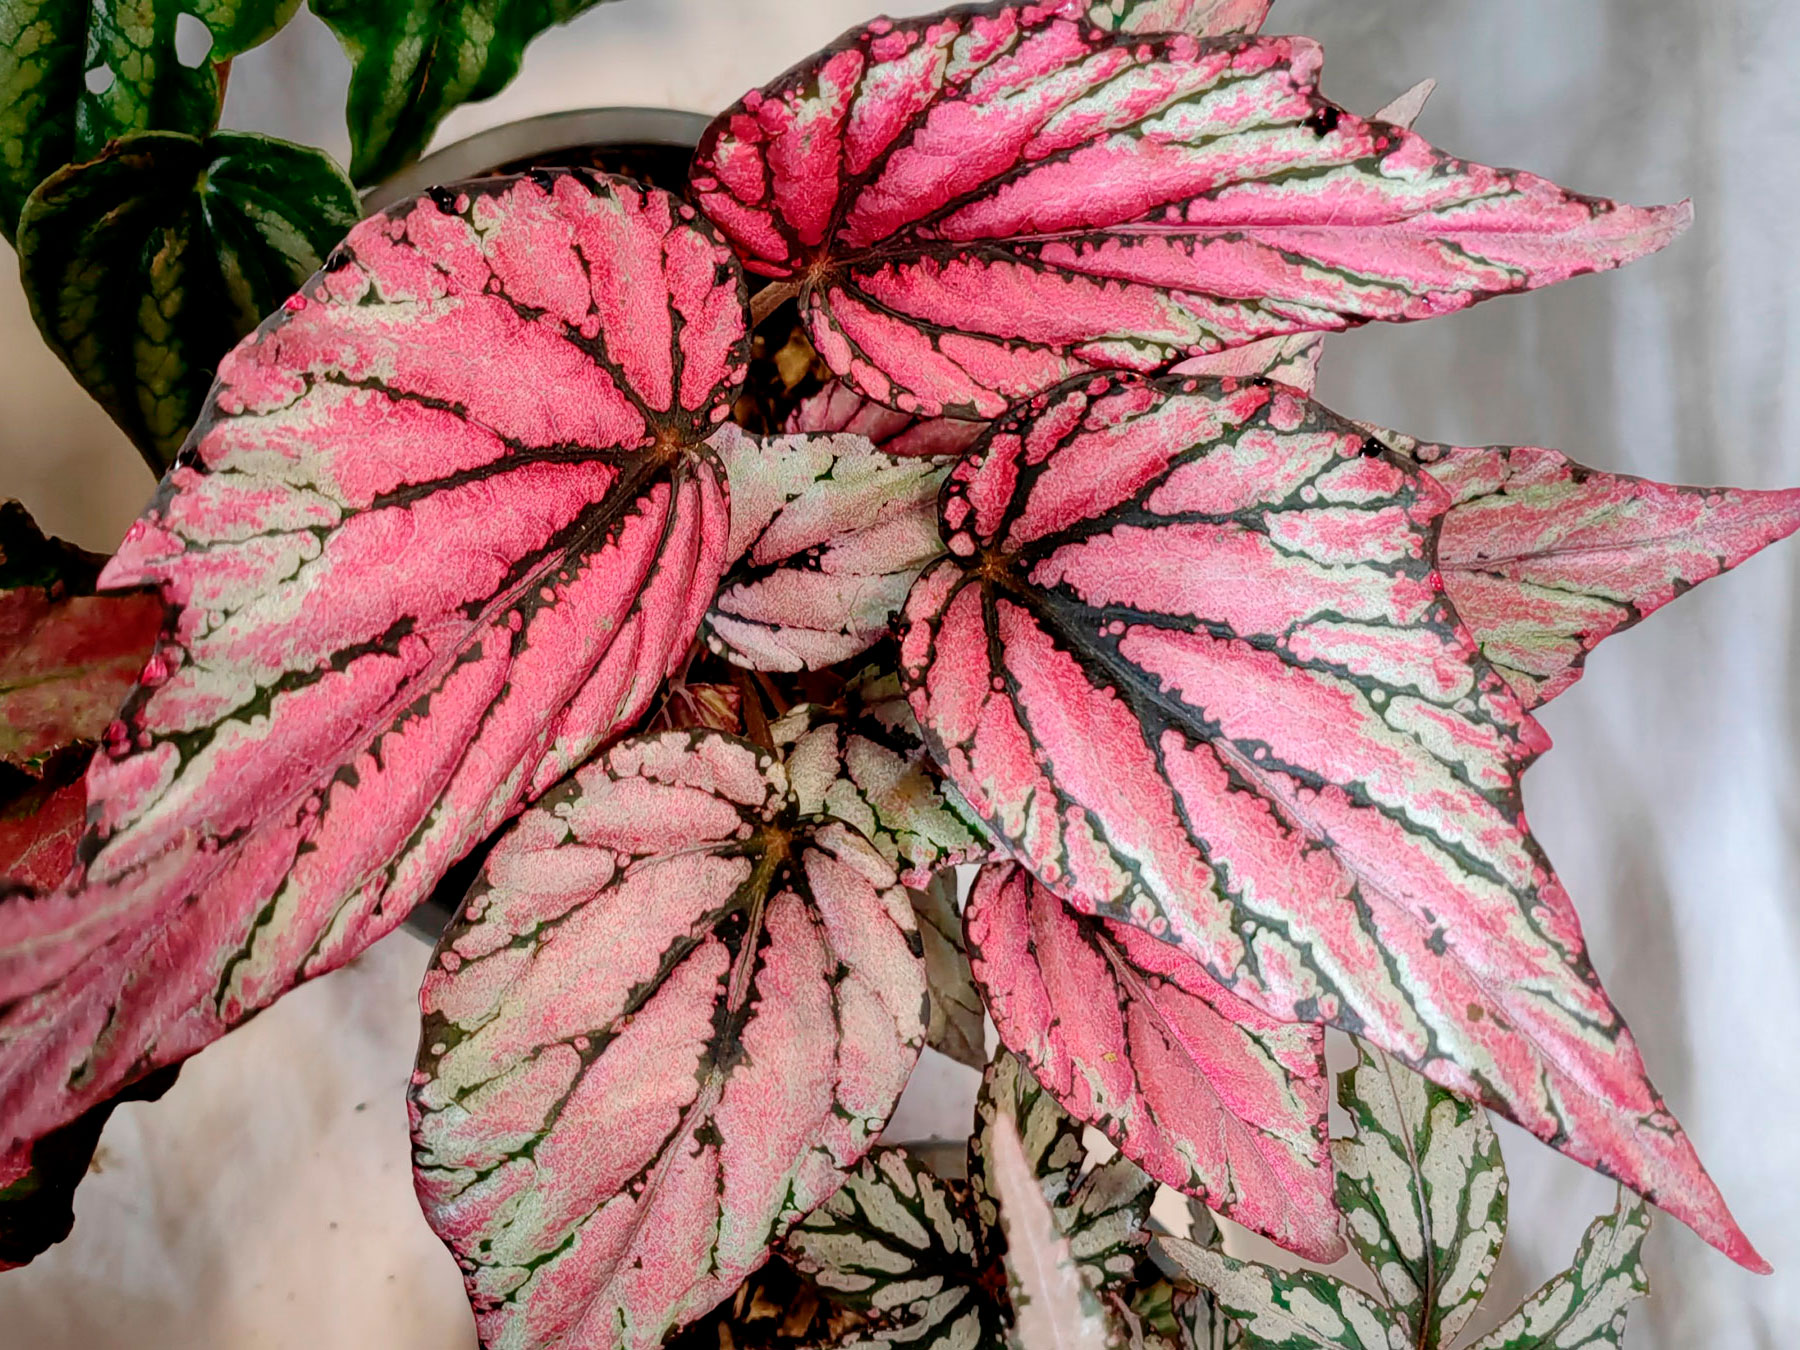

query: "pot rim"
left=363, top=105, right=712, bottom=214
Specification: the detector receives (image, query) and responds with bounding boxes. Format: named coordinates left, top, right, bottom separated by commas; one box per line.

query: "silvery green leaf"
left=1465, top=1195, right=1651, bottom=1350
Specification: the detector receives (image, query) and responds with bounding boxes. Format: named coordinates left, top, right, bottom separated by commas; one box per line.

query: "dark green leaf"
left=0, top=0, right=301, bottom=240
left=1334, top=1041, right=1508, bottom=1347
left=1465, top=1196, right=1650, bottom=1350
left=0, top=1064, right=178, bottom=1269
left=17, top=129, right=358, bottom=470
left=783, top=1146, right=1009, bottom=1349
left=309, top=0, right=625, bottom=185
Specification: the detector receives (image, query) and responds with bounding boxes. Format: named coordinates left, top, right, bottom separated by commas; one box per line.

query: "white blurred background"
left=0, top=1, right=1795, bottom=1345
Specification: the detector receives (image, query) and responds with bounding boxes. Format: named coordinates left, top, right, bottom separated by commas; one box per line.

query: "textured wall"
left=0, top=1, right=1793, bottom=1345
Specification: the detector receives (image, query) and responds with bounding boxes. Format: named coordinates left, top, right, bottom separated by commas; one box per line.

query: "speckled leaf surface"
left=0, top=171, right=745, bottom=1159
left=1464, top=1197, right=1650, bottom=1350
left=1170, top=334, right=1323, bottom=395
left=0, top=776, right=87, bottom=893
left=909, top=871, right=987, bottom=1070
left=969, top=1050, right=1154, bottom=1294
left=1400, top=436, right=1800, bottom=709
left=17, top=129, right=360, bottom=469
left=708, top=425, right=951, bottom=672
left=412, top=730, right=927, bottom=1350
left=1163, top=1238, right=1405, bottom=1350
left=784, top=1146, right=1007, bottom=1349
left=776, top=673, right=991, bottom=887
left=692, top=8, right=1687, bottom=417
left=987, top=1112, right=1112, bottom=1350
left=1077, top=0, right=1270, bottom=36
left=788, top=381, right=987, bottom=461
left=899, top=373, right=1759, bottom=1269
left=0, top=0, right=300, bottom=241
left=310, top=0, right=624, bottom=185
left=1334, top=1042, right=1506, bottom=1348
left=965, top=862, right=1336, bottom=1260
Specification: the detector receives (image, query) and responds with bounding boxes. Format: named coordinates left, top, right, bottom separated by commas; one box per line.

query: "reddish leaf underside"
left=0, top=589, right=164, bottom=771
left=708, top=425, right=952, bottom=671
left=1408, top=438, right=1800, bottom=709
left=965, top=861, right=1338, bottom=1260
left=0, top=777, right=87, bottom=894
left=787, top=380, right=987, bottom=460
left=898, top=372, right=1760, bottom=1269
left=411, top=730, right=926, bottom=1350
left=692, top=8, right=1686, bottom=417
left=0, top=170, right=747, bottom=1154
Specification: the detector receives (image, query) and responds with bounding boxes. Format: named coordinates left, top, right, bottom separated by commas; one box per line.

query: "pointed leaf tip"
left=1374, top=77, right=1437, bottom=129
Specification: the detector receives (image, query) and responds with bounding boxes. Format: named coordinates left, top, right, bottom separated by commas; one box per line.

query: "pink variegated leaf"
left=1402, top=436, right=1800, bottom=709
left=776, top=670, right=993, bottom=887
left=1170, top=334, right=1324, bottom=396
left=788, top=381, right=987, bottom=460
left=965, top=861, right=1338, bottom=1261
left=692, top=10, right=1687, bottom=417
left=899, top=373, right=1762, bottom=1270
left=411, top=729, right=926, bottom=1350
left=0, top=170, right=747, bottom=1157
left=708, top=425, right=951, bottom=671
left=1076, top=0, right=1271, bottom=35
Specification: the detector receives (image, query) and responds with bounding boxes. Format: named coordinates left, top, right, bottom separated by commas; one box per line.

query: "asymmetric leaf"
left=708, top=425, right=951, bottom=671
left=311, top=0, right=625, bottom=184
left=899, top=373, right=1759, bottom=1268
left=965, top=862, right=1338, bottom=1260
left=1465, top=1197, right=1650, bottom=1350
left=776, top=673, right=991, bottom=887
left=910, top=871, right=987, bottom=1070
left=692, top=9, right=1687, bottom=416
left=785, top=1146, right=1008, bottom=1349
left=0, top=171, right=746, bottom=1158
left=969, top=1050, right=1155, bottom=1293
left=788, top=381, right=986, bottom=461
left=0, top=0, right=300, bottom=241
left=1162, top=1238, right=1405, bottom=1350
left=17, top=129, right=361, bottom=469
left=1334, top=1042, right=1507, bottom=1348
left=1399, top=436, right=1800, bottom=709
left=412, top=730, right=927, bottom=1349
left=989, top=1112, right=1112, bottom=1350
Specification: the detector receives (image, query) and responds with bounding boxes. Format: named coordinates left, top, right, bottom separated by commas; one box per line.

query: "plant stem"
left=749, top=281, right=800, bottom=329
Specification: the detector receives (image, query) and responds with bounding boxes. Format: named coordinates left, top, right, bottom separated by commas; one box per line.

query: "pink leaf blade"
left=0, top=171, right=747, bottom=1154
left=1415, top=440, right=1800, bottom=709
left=966, top=861, right=1340, bottom=1261
left=709, top=426, right=952, bottom=672
left=787, top=379, right=987, bottom=460
left=694, top=15, right=1688, bottom=416
left=900, top=373, right=1762, bottom=1271
left=411, top=730, right=927, bottom=1350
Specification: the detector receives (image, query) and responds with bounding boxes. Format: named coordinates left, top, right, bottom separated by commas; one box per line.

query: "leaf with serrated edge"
left=990, top=1112, right=1111, bottom=1350
left=412, top=730, right=927, bottom=1349
left=1385, top=434, right=1800, bottom=710
left=1162, top=1238, right=1404, bottom=1350
left=910, top=871, right=987, bottom=1071
left=969, top=1049, right=1155, bottom=1294
left=899, top=372, right=1760, bottom=1269
left=776, top=673, right=992, bottom=887
left=692, top=9, right=1687, bottom=418
left=18, top=129, right=361, bottom=468
left=966, top=862, right=1337, bottom=1260
left=1334, top=1041, right=1506, bottom=1347
left=1465, top=1195, right=1650, bottom=1350
left=709, top=426, right=951, bottom=672
left=0, top=171, right=746, bottom=1160
left=311, top=0, right=626, bottom=185
left=784, top=1146, right=1007, bottom=1349
left=0, top=0, right=301, bottom=242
